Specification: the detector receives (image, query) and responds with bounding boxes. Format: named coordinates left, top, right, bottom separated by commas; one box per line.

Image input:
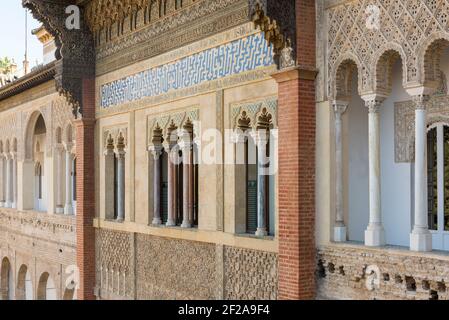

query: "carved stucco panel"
left=327, top=0, right=449, bottom=98
left=395, top=93, right=449, bottom=163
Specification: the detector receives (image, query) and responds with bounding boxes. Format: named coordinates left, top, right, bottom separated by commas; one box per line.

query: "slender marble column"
left=255, top=130, right=268, bottom=237
left=181, top=138, right=192, bottom=228
left=150, top=146, right=162, bottom=225
left=56, top=146, right=64, bottom=214
left=166, top=145, right=177, bottom=227
left=64, top=145, right=73, bottom=215
left=333, top=101, right=348, bottom=242
left=410, top=94, right=432, bottom=252
left=364, top=98, right=385, bottom=247
left=11, top=153, right=17, bottom=209
left=116, top=150, right=125, bottom=222
left=5, top=154, right=11, bottom=208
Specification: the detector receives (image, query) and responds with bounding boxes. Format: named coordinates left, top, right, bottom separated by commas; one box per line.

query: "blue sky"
left=0, top=1, right=42, bottom=69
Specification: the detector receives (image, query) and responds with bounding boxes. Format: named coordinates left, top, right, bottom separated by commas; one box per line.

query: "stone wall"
left=95, top=229, right=278, bottom=300
left=317, top=244, right=449, bottom=300
left=0, top=208, right=76, bottom=300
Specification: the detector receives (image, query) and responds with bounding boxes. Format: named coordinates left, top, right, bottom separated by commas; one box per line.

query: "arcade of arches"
left=316, top=0, right=449, bottom=300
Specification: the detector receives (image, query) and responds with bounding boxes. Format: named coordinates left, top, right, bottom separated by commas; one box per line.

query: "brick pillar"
left=272, top=0, right=316, bottom=300
left=75, top=78, right=96, bottom=300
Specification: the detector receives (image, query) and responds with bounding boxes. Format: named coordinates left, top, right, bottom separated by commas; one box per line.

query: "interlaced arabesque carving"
left=328, top=0, right=449, bottom=99
left=232, top=97, right=277, bottom=130
left=103, top=127, right=129, bottom=151
left=223, top=246, right=278, bottom=300
left=148, top=109, right=199, bottom=146
left=395, top=92, right=449, bottom=162
left=97, top=229, right=133, bottom=297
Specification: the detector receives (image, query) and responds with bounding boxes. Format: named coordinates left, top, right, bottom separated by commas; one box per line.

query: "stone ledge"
left=317, top=242, right=449, bottom=300
left=93, top=218, right=278, bottom=253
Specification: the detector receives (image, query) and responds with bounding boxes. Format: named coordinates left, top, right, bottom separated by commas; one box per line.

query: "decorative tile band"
left=100, top=33, right=274, bottom=108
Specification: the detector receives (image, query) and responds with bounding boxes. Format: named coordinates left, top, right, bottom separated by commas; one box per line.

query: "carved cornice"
left=23, top=0, right=95, bottom=118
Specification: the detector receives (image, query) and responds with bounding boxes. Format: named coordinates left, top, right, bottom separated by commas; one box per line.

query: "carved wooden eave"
left=250, top=0, right=297, bottom=68
left=22, top=0, right=95, bottom=118
left=0, top=62, right=56, bottom=102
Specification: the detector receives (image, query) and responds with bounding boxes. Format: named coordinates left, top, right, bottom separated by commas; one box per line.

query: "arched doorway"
left=16, top=265, right=33, bottom=300
left=0, top=257, right=13, bottom=300
left=23, top=112, right=48, bottom=212
left=37, top=272, right=56, bottom=300
left=63, top=287, right=75, bottom=300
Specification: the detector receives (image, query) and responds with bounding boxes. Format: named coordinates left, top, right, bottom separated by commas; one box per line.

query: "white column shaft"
left=410, top=102, right=432, bottom=251
left=364, top=100, right=385, bottom=247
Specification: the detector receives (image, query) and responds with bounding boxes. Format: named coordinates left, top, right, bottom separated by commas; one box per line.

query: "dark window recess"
left=246, top=180, right=258, bottom=233
left=428, top=127, right=438, bottom=231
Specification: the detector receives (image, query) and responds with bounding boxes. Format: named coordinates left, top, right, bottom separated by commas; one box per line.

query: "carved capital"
left=412, top=94, right=431, bottom=111
left=332, top=101, right=349, bottom=115
left=365, top=100, right=383, bottom=114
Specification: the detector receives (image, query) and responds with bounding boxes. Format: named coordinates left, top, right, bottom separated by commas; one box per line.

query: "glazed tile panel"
left=100, top=33, right=274, bottom=108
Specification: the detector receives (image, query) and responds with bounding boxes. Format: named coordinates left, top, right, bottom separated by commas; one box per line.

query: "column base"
left=152, top=218, right=162, bottom=226
left=410, top=229, right=432, bottom=252
left=56, top=207, right=64, bottom=214
left=181, top=221, right=192, bottom=228
left=334, top=226, right=347, bottom=242
left=256, top=228, right=268, bottom=237
left=365, top=225, right=385, bottom=247
left=5, top=201, right=11, bottom=208
left=116, top=217, right=124, bottom=223
left=0, top=201, right=4, bottom=208
left=166, top=219, right=176, bottom=227
left=64, top=205, right=73, bottom=215
left=12, top=202, right=16, bottom=209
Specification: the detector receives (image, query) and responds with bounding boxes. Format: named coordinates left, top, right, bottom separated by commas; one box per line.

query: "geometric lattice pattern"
left=224, top=246, right=278, bottom=300
left=328, top=0, right=449, bottom=97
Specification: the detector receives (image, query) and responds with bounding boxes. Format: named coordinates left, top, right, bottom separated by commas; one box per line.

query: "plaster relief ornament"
left=365, top=4, right=381, bottom=31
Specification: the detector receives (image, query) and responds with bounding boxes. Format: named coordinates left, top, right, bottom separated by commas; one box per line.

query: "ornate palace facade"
left=0, top=0, right=316, bottom=300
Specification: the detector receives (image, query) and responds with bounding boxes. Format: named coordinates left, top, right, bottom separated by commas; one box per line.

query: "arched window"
left=150, top=119, right=198, bottom=228
left=0, top=257, right=13, bottom=300
left=237, top=108, right=276, bottom=237
left=35, top=162, right=43, bottom=211
left=105, top=133, right=126, bottom=222
left=427, top=123, right=449, bottom=250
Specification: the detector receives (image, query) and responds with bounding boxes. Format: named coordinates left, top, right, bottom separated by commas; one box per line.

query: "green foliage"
left=0, top=57, right=13, bottom=74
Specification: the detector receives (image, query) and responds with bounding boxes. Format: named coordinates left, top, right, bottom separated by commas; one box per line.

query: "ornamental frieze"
left=100, top=32, right=274, bottom=108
